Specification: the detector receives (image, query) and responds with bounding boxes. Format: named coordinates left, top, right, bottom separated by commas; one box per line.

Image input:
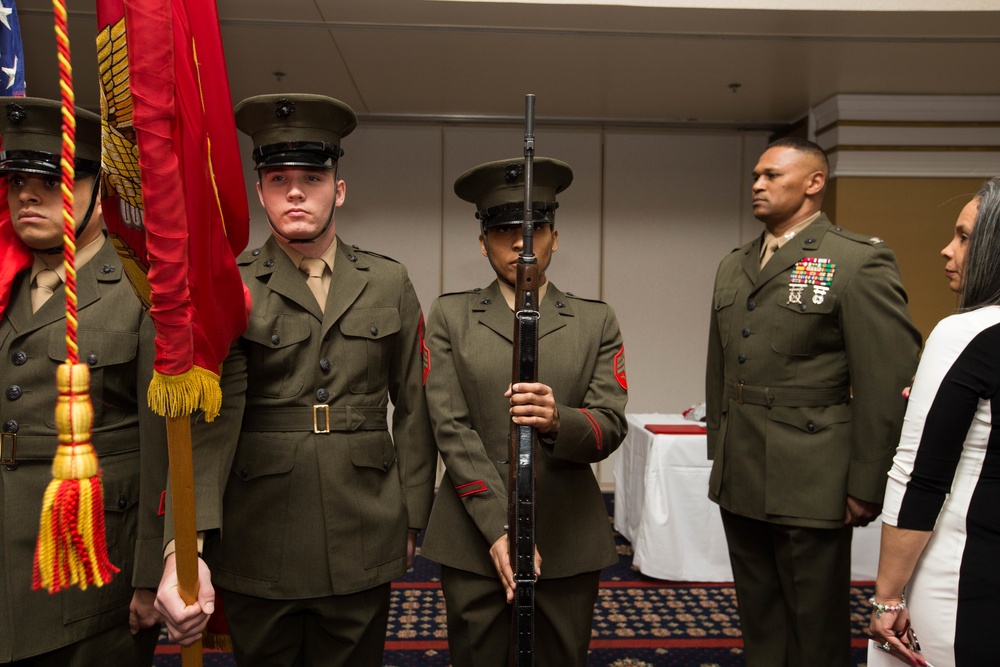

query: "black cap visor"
left=478, top=201, right=558, bottom=229
left=253, top=141, right=342, bottom=170
left=0, top=149, right=100, bottom=177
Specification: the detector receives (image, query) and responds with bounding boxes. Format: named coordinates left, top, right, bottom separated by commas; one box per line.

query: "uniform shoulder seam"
left=563, top=292, right=607, bottom=305
left=350, top=246, right=400, bottom=264
left=828, top=226, right=886, bottom=247
left=237, top=249, right=261, bottom=266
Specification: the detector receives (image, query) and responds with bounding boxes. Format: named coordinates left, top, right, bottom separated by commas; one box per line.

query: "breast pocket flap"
left=243, top=314, right=311, bottom=349
left=50, top=330, right=138, bottom=366
left=714, top=288, right=738, bottom=311
left=339, top=308, right=401, bottom=340
left=774, top=293, right=838, bottom=315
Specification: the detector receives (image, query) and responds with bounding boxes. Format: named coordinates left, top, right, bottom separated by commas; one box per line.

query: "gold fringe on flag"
left=33, top=364, right=120, bottom=593
left=148, top=365, right=223, bottom=421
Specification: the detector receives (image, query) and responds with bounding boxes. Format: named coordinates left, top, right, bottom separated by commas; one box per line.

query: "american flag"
left=0, top=0, right=25, bottom=97
left=0, top=0, right=28, bottom=326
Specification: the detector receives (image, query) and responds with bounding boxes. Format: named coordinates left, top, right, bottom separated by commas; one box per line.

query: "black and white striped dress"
left=871, top=306, right=1000, bottom=667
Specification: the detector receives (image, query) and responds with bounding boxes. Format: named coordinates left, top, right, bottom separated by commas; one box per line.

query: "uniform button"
left=804, top=237, right=816, bottom=244
left=316, top=388, right=330, bottom=402
left=806, top=422, right=816, bottom=433
left=3, top=420, right=18, bottom=433
left=11, top=351, right=27, bottom=365
left=100, top=264, right=115, bottom=274
left=481, top=298, right=491, bottom=305
left=117, top=495, right=127, bottom=509
left=799, top=304, right=807, bottom=312
left=271, top=334, right=281, bottom=345
left=566, top=292, right=575, bottom=297
left=382, top=460, right=390, bottom=471
left=747, top=299, right=756, bottom=311
left=6, top=385, right=22, bottom=400
left=555, top=301, right=565, bottom=309
left=349, top=254, right=358, bottom=262
left=251, top=248, right=261, bottom=256
left=474, top=287, right=482, bottom=292
left=742, top=328, right=751, bottom=338
left=263, top=259, right=275, bottom=268
left=87, top=354, right=98, bottom=366
left=239, top=467, right=249, bottom=479
left=352, top=244, right=360, bottom=250
left=737, top=354, right=746, bottom=364
left=370, top=325, right=379, bottom=336
left=319, top=358, right=331, bottom=372
left=834, top=226, right=843, bottom=232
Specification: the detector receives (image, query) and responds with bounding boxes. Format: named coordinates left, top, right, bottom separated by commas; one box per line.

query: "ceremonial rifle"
left=509, top=93, right=539, bottom=667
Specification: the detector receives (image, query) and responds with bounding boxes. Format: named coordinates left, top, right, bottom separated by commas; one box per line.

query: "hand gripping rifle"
left=509, top=93, right=539, bottom=667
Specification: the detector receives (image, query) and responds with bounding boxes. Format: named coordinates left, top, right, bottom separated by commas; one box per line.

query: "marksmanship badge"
left=789, top=258, right=836, bottom=305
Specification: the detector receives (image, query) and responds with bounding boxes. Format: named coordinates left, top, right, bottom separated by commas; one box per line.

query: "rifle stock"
left=509, top=93, right=538, bottom=667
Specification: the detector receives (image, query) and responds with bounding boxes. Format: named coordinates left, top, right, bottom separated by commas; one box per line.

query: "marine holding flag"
left=156, top=93, right=438, bottom=667
left=0, top=99, right=164, bottom=665
left=92, top=0, right=252, bottom=656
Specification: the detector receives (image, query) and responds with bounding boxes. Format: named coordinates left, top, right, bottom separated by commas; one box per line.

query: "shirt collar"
left=762, top=211, right=821, bottom=251
left=276, top=237, right=338, bottom=274
left=31, top=233, right=106, bottom=285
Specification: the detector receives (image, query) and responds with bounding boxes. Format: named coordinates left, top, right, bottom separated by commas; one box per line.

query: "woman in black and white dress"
left=869, top=177, right=1000, bottom=667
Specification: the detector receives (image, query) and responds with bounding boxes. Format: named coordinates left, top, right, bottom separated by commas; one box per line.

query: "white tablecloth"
left=613, top=413, right=882, bottom=582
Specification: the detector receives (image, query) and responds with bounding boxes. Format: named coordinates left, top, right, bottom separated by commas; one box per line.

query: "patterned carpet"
left=155, top=496, right=877, bottom=666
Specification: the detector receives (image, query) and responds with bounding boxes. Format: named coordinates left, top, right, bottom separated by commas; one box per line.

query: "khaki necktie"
left=760, top=240, right=779, bottom=268
left=32, top=269, right=62, bottom=313
left=300, top=257, right=327, bottom=313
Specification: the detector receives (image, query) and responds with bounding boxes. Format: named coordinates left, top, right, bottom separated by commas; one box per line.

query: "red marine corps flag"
left=96, top=0, right=248, bottom=396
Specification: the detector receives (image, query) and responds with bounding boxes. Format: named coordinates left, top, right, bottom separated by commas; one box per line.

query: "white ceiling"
left=13, top=0, right=1000, bottom=131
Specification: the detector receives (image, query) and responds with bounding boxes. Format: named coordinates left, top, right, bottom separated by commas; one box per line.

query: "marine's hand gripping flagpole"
left=509, top=93, right=539, bottom=667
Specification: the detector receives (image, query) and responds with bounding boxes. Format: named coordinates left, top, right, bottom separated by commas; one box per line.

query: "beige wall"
left=826, top=177, right=983, bottom=340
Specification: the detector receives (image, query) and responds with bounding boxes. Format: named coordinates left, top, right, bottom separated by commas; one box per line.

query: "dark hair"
left=766, top=137, right=830, bottom=173
left=960, top=177, right=1000, bottom=310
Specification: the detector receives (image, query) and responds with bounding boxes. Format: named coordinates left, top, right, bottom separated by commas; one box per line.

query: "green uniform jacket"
left=0, top=239, right=164, bottom=661
left=421, top=281, right=627, bottom=578
left=202, top=236, right=436, bottom=598
left=705, top=215, right=921, bottom=528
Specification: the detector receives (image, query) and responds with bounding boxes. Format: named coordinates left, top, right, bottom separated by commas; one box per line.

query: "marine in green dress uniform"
left=705, top=138, right=921, bottom=666
left=421, top=157, right=629, bottom=667
left=156, top=94, right=437, bottom=667
left=0, top=99, right=163, bottom=665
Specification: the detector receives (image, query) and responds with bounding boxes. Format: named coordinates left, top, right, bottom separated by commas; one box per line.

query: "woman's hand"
left=869, top=601, right=926, bottom=666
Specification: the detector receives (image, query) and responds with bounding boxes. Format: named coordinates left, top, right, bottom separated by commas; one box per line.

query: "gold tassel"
left=147, top=366, right=223, bottom=421
left=33, top=363, right=119, bottom=592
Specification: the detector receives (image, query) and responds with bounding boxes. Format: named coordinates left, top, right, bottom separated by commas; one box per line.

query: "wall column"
left=810, top=94, right=1000, bottom=336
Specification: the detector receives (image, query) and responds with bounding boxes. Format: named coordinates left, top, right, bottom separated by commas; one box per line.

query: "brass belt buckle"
left=313, top=404, right=330, bottom=434
left=1, top=433, right=16, bottom=467
left=735, top=381, right=745, bottom=405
